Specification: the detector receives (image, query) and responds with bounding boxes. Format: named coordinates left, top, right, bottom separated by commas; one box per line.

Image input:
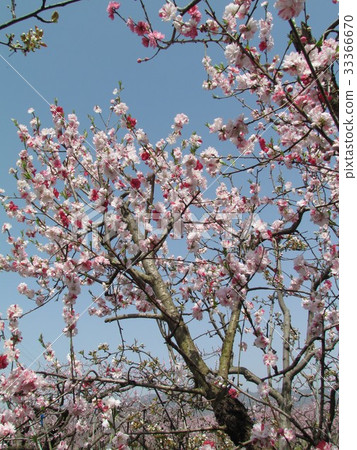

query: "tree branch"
left=0, top=0, right=83, bottom=31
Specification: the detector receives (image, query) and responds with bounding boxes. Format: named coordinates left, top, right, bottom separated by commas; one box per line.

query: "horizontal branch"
left=130, top=426, right=225, bottom=436
left=272, top=207, right=307, bottom=238
left=0, top=0, right=83, bottom=31
left=228, top=366, right=284, bottom=405
left=37, top=371, right=204, bottom=395
left=105, top=313, right=164, bottom=323
left=178, top=0, right=202, bottom=15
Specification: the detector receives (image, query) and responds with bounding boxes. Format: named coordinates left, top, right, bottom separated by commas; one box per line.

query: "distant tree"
left=0, top=1, right=338, bottom=448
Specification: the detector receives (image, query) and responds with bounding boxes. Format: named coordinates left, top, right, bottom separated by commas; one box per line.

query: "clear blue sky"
left=0, top=1, right=338, bottom=369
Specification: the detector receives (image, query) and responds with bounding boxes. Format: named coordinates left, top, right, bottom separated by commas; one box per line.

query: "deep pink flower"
left=259, top=40, right=268, bottom=51
left=0, top=355, right=8, bottom=369
left=259, top=137, right=268, bottom=151
left=141, top=151, right=150, bottom=161
left=188, top=5, right=202, bottom=23
left=130, top=178, right=141, bottom=189
left=134, top=21, right=150, bottom=36
left=142, top=31, right=165, bottom=48
left=8, top=201, right=18, bottom=212
left=228, top=387, right=238, bottom=399
left=58, top=209, right=70, bottom=228
left=126, top=115, right=137, bottom=129
left=317, top=442, right=333, bottom=450
left=201, top=441, right=215, bottom=449
left=194, top=160, right=203, bottom=170
left=107, top=2, right=120, bottom=20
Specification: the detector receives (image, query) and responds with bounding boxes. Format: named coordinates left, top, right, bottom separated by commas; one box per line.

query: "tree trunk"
left=123, top=206, right=254, bottom=447
left=211, top=391, right=253, bottom=449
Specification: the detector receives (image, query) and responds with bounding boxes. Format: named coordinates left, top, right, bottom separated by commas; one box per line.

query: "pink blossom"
left=239, top=18, right=258, bottom=40
left=107, top=2, right=120, bottom=20
left=172, top=113, right=189, bottom=132
left=263, top=351, right=278, bottom=366
left=134, top=21, right=150, bottom=36
left=316, top=441, right=334, bottom=450
left=130, top=178, right=141, bottom=189
left=0, top=354, right=8, bottom=369
left=240, top=341, right=248, bottom=351
left=282, top=428, right=296, bottom=442
left=200, top=440, right=216, bottom=449
left=192, top=301, right=203, bottom=320
left=259, top=12, right=274, bottom=51
left=142, top=31, right=165, bottom=48
left=258, top=382, right=270, bottom=398
left=188, top=5, right=201, bottom=23
left=7, top=304, right=23, bottom=320
left=204, top=19, right=219, bottom=34
left=254, top=333, right=270, bottom=349
left=228, top=387, right=238, bottom=399
left=174, top=16, right=199, bottom=38
left=251, top=422, right=272, bottom=441
left=112, top=431, right=129, bottom=448
left=159, top=2, right=178, bottom=22
left=200, top=147, right=221, bottom=176
left=113, top=102, right=128, bottom=116
left=1, top=223, right=11, bottom=233
left=0, top=422, right=16, bottom=437
left=310, top=208, right=329, bottom=226
left=282, top=51, right=308, bottom=76
left=274, top=0, right=305, bottom=20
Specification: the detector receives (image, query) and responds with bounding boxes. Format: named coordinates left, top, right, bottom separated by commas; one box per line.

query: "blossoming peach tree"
left=0, top=0, right=338, bottom=448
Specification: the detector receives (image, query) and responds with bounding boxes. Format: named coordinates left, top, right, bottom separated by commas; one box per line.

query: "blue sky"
left=0, top=1, right=338, bottom=371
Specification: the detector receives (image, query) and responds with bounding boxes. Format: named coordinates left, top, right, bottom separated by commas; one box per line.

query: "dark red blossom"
left=259, top=41, right=268, bottom=51
left=195, top=160, right=203, bottom=170
left=141, top=151, right=150, bottom=161
left=259, top=137, right=268, bottom=151
left=8, top=201, right=19, bottom=212
left=90, top=189, right=100, bottom=201
left=228, top=387, right=238, bottom=399
left=58, top=209, right=70, bottom=228
left=126, top=115, right=137, bottom=129
left=0, top=355, right=8, bottom=369
left=51, top=105, right=64, bottom=117
left=130, top=178, right=141, bottom=189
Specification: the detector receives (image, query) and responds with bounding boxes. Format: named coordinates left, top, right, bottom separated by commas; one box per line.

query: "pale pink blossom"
left=258, top=382, right=271, bottom=398
left=0, top=422, right=16, bottom=437
left=282, top=428, right=296, bottom=442
left=172, top=113, right=189, bottom=132
left=113, top=102, right=129, bottom=115
left=263, top=351, right=278, bottom=366
left=251, top=422, right=271, bottom=440
left=192, top=301, right=203, bottom=320
left=159, top=2, right=177, bottom=22
left=1, top=223, right=11, bottom=233
left=239, top=18, right=258, bottom=40
left=254, top=334, right=270, bottom=349
left=274, top=0, right=305, bottom=20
